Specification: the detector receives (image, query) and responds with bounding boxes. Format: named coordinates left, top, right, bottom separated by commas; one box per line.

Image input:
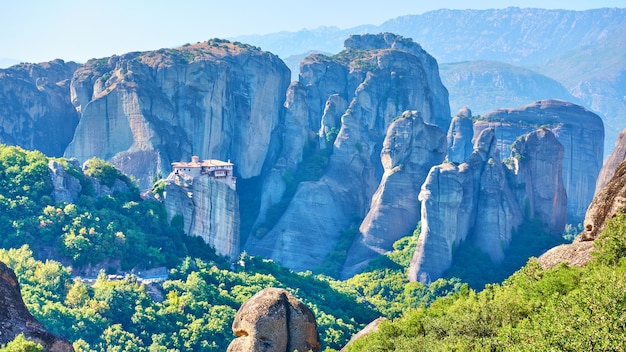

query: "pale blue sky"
left=1, top=0, right=625, bottom=66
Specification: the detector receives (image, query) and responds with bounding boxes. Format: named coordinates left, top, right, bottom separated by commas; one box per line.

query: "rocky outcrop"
left=48, top=159, right=82, bottom=203
left=580, top=159, right=626, bottom=242
left=539, top=158, right=626, bottom=269
left=446, top=107, right=474, bottom=163
left=0, top=60, right=80, bottom=157
left=247, top=33, right=451, bottom=274
left=596, top=128, right=626, bottom=193
left=474, top=99, right=604, bottom=222
left=409, top=127, right=567, bottom=283
left=511, top=128, right=567, bottom=235
left=342, top=111, right=446, bottom=277
left=163, top=171, right=240, bottom=259
left=64, top=40, right=291, bottom=189
left=227, top=287, right=320, bottom=352
left=0, top=261, right=74, bottom=351
left=341, top=317, right=387, bottom=351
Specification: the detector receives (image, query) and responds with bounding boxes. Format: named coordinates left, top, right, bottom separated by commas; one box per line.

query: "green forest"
left=1, top=143, right=624, bottom=351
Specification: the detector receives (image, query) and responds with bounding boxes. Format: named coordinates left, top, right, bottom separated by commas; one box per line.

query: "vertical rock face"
left=511, top=129, right=567, bottom=235
left=48, top=159, right=82, bottom=203
left=163, top=172, right=240, bottom=259
left=342, top=111, right=446, bottom=277
left=0, top=60, right=80, bottom=157
left=247, top=33, right=451, bottom=274
left=227, top=287, right=320, bottom=352
left=596, top=128, right=626, bottom=193
left=409, top=127, right=567, bottom=283
left=0, top=261, right=74, bottom=351
left=473, top=99, right=604, bottom=222
left=446, top=107, right=474, bottom=163
left=64, top=41, right=291, bottom=189
left=581, top=159, right=626, bottom=241
left=539, top=158, right=626, bottom=269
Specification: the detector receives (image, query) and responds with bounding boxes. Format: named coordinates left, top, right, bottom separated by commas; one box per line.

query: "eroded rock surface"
left=511, top=128, right=567, bottom=235
left=446, top=107, right=474, bottom=163
left=474, top=99, right=604, bottom=222
left=227, top=287, right=320, bottom=352
left=0, top=261, right=74, bottom=351
left=343, top=111, right=446, bottom=277
left=410, top=127, right=567, bottom=282
left=163, top=171, right=240, bottom=260
left=0, top=60, right=79, bottom=157
left=247, top=33, right=451, bottom=275
left=596, top=128, right=626, bottom=193
left=539, top=159, right=626, bottom=269
left=65, top=41, right=290, bottom=188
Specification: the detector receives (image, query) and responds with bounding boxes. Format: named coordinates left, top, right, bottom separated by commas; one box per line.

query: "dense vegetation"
left=0, top=144, right=461, bottom=350
left=342, top=213, right=626, bottom=351
left=0, top=145, right=220, bottom=271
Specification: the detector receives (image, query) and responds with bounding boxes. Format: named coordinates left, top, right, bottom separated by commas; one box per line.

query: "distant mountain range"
left=234, top=7, right=626, bottom=156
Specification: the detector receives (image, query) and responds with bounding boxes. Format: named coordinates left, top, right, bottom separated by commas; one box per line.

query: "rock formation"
left=0, top=59, right=80, bottom=157
left=48, top=159, right=82, bottom=203
left=596, top=128, right=626, bottom=193
left=246, top=33, right=451, bottom=275
left=474, top=99, right=604, bottom=222
left=409, top=127, right=567, bottom=283
left=539, top=158, right=626, bottom=269
left=0, top=261, right=74, bottom=351
left=227, top=287, right=320, bottom=352
left=511, top=128, right=567, bottom=235
left=64, top=40, right=291, bottom=189
left=163, top=170, right=240, bottom=259
left=341, top=317, right=387, bottom=351
left=446, top=107, right=474, bottom=164
left=342, top=111, right=446, bottom=277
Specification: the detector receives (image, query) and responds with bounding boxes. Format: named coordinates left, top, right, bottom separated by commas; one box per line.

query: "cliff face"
left=0, top=261, right=74, bottom=351
left=446, top=107, right=474, bottom=164
left=596, top=128, right=626, bottom=193
left=342, top=111, right=446, bottom=277
left=474, top=99, right=604, bottom=222
left=64, top=41, right=291, bottom=189
left=409, top=128, right=567, bottom=283
left=245, top=33, right=450, bottom=274
left=511, top=128, right=568, bottom=235
left=163, top=172, right=240, bottom=259
left=539, top=158, right=626, bottom=269
left=0, top=60, right=80, bottom=157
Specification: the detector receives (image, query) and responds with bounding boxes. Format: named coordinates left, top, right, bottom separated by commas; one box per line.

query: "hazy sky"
left=1, top=0, right=625, bottom=65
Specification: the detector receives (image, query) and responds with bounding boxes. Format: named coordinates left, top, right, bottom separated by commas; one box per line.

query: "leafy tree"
left=0, top=334, right=43, bottom=352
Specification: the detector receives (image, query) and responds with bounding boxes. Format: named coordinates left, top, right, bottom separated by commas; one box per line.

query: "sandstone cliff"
left=342, top=111, right=446, bottom=277
left=511, top=128, right=567, bottom=235
left=0, top=261, right=74, bottom=351
left=246, top=33, right=451, bottom=274
left=409, top=127, right=567, bottom=283
left=64, top=40, right=290, bottom=189
left=446, top=107, right=474, bottom=164
left=474, top=99, right=604, bottom=222
left=0, top=60, right=79, bottom=157
left=596, top=128, right=626, bottom=193
left=539, top=158, right=626, bottom=269
left=163, top=171, right=240, bottom=259
left=227, top=287, right=320, bottom=352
